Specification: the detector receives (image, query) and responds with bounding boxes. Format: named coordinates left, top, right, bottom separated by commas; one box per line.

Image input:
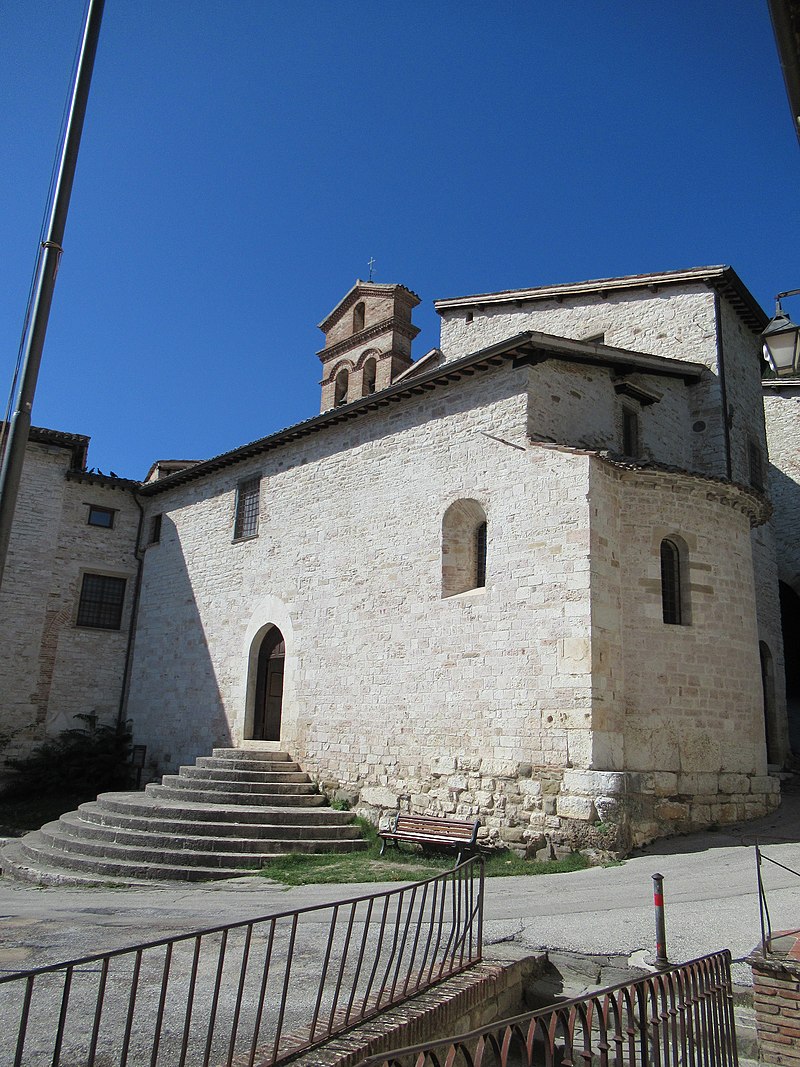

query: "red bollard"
left=652, top=873, right=669, bottom=969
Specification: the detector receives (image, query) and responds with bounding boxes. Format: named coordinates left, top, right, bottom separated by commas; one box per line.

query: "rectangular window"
left=149, top=513, right=162, bottom=544
left=234, top=477, right=260, bottom=539
left=76, top=574, right=126, bottom=630
left=87, top=505, right=115, bottom=529
left=622, top=407, right=640, bottom=458
left=749, top=441, right=764, bottom=491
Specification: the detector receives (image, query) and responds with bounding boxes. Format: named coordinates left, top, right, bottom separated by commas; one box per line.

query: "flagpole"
left=0, top=0, right=105, bottom=591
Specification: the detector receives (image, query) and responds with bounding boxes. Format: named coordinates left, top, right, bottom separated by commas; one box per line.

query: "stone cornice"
left=527, top=441, right=770, bottom=526
left=595, top=451, right=771, bottom=527
left=317, top=316, right=420, bottom=362
left=318, top=281, right=420, bottom=332
left=435, top=265, right=767, bottom=333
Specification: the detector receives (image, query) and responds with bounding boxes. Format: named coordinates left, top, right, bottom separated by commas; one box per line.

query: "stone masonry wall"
left=129, top=365, right=597, bottom=845
left=0, top=442, right=68, bottom=767
left=525, top=359, right=693, bottom=468
left=438, top=284, right=728, bottom=480
left=717, top=298, right=788, bottom=762
left=128, top=353, right=779, bottom=849
left=0, top=446, right=140, bottom=778
left=588, top=460, right=779, bottom=844
left=764, top=382, right=800, bottom=595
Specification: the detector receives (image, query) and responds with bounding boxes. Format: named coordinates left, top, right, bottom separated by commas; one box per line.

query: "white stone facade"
left=1, top=267, right=794, bottom=852
left=124, top=267, right=789, bottom=848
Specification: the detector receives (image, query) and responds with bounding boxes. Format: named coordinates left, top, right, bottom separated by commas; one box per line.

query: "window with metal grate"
left=234, top=477, right=260, bottom=540
left=76, top=573, right=126, bottom=630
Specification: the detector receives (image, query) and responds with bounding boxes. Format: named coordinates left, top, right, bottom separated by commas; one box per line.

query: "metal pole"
left=652, top=872, right=669, bottom=969
left=0, top=0, right=105, bottom=592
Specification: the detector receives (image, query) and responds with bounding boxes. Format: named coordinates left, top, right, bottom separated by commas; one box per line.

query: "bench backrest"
left=393, top=814, right=479, bottom=843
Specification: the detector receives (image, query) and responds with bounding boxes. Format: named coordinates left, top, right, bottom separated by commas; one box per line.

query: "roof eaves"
left=532, top=440, right=770, bottom=526
left=25, top=425, right=90, bottom=471
left=140, top=331, right=706, bottom=495
left=434, top=265, right=767, bottom=332
left=317, top=281, right=421, bottom=331
left=66, top=470, right=141, bottom=491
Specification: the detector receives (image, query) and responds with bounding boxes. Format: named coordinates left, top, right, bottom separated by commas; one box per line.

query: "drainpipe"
left=713, top=293, right=733, bottom=481
left=117, top=492, right=146, bottom=726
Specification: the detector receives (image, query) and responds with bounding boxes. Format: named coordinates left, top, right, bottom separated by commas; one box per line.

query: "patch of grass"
left=0, top=791, right=90, bottom=837
left=258, top=821, right=592, bottom=886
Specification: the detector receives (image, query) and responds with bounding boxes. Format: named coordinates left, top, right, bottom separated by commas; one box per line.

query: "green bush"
left=5, top=714, right=132, bottom=798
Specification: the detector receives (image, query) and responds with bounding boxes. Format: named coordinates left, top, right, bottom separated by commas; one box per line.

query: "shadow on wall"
left=127, top=515, right=231, bottom=780
left=768, top=464, right=800, bottom=757
left=780, top=581, right=800, bottom=756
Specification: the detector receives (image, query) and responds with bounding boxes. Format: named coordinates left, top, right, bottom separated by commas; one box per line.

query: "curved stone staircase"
left=0, top=748, right=366, bottom=886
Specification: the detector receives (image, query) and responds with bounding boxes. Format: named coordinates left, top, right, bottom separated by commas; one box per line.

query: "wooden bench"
left=378, top=813, right=481, bottom=865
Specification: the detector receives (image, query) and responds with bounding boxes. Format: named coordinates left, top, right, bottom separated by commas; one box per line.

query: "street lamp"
left=762, top=290, right=800, bottom=377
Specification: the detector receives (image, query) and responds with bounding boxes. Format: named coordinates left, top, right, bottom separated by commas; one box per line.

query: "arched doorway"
left=253, top=627, right=285, bottom=741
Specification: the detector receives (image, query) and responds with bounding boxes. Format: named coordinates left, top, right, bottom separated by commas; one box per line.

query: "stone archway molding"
left=239, top=594, right=297, bottom=747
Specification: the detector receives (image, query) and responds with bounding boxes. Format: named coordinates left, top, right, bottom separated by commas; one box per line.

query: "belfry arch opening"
left=252, top=626, right=285, bottom=741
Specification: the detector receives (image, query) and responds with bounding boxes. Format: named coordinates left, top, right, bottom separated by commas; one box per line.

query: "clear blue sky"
left=0, top=1, right=797, bottom=479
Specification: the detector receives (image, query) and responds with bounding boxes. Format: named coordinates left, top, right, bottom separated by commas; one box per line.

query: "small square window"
left=233, top=477, right=260, bottom=540
left=87, top=505, right=115, bottom=529
left=76, top=574, right=126, bottom=630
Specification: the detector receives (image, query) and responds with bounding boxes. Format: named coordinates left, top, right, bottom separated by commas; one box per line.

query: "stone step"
left=178, top=765, right=310, bottom=784
left=43, top=816, right=367, bottom=860
left=145, top=783, right=327, bottom=806
left=0, top=838, right=171, bottom=887
left=212, top=747, right=292, bottom=762
left=15, top=831, right=258, bottom=882
left=93, top=792, right=353, bottom=825
left=151, top=775, right=318, bottom=797
left=1, top=746, right=363, bottom=885
left=77, top=801, right=360, bottom=838
left=194, top=755, right=303, bottom=773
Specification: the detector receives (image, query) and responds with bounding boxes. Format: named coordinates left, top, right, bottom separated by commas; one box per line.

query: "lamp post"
left=762, top=290, right=800, bottom=377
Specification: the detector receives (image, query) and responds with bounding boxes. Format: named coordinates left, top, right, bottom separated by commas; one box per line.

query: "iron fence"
left=755, top=842, right=800, bottom=955
left=0, top=857, right=483, bottom=1067
left=358, top=949, right=738, bottom=1067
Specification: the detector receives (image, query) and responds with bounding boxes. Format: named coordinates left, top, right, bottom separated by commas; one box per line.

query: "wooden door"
left=254, top=628, right=285, bottom=741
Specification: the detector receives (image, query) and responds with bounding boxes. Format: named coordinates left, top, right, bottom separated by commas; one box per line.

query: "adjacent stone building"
left=1, top=266, right=796, bottom=852
left=0, top=427, right=139, bottom=766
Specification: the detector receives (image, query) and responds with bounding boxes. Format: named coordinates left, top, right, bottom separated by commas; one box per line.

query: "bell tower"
left=317, top=281, right=420, bottom=412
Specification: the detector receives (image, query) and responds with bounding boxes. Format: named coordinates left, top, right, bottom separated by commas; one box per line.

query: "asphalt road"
left=1, top=788, right=798, bottom=982
left=0, top=787, right=798, bottom=1064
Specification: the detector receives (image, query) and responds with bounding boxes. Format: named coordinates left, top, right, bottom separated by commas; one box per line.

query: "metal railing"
left=756, top=842, right=800, bottom=955
left=0, top=858, right=483, bottom=1067
left=359, top=949, right=738, bottom=1067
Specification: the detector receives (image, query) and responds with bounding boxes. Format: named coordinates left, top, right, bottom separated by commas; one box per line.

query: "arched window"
left=475, top=521, right=487, bottom=588
left=334, top=369, right=349, bottom=406
left=362, top=357, right=377, bottom=396
left=353, top=301, right=365, bottom=333
left=660, top=538, right=683, bottom=625
left=442, top=499, right=488, bottom=597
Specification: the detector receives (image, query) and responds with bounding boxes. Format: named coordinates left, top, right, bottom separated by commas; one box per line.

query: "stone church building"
left=1, top=265, right=797, bottom=852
